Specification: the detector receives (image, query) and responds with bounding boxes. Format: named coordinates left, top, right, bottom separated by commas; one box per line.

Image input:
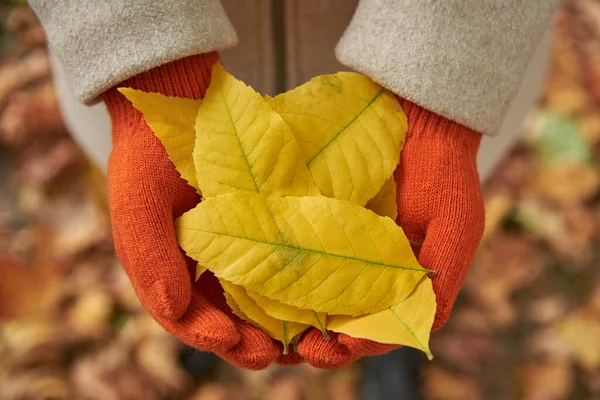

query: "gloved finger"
left=155, top=284, right=240, bottom=353
left=108, top=137, right=198, bottom=320
left=220, top=322, right=280, bottom=370
left=337, top=334, right=399, bottom=356
left=275, top=348, right=304, bottom=366
left=197, top=274, right=284, bottom=369
left=297, top=330, right=358, bottom=369
left=420, top=213, right=484, bottom=331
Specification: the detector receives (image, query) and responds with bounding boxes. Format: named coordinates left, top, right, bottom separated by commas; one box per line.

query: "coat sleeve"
left=335, top=0, right=561, bottom=136
left=29, top=0, right=238, bottom=104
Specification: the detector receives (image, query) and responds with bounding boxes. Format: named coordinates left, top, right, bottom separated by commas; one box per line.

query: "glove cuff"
left=398, top=98, right=482, bottom=156
left=102, top=52, right=219, bottom=122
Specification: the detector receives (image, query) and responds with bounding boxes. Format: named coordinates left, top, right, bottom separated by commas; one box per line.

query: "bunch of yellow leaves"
left=120, top=62, right=436, bottom=358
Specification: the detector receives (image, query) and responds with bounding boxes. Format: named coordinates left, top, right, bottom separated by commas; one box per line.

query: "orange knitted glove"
left=102, top=53, right=279, bottom=370
left=296, top=99, right=485, bottom=368
left=395, top=99, right=484, bottom=331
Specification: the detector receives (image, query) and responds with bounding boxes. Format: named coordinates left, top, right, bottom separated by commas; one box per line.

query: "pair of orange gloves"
left=102, top=53, right=485, bottom=369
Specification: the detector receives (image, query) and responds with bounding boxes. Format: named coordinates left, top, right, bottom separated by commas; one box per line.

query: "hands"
left=103, top=54, right=484, bottom=369
left=102, top=53, right=280, bottom=369
left=295, top=98, right=485, bottom=368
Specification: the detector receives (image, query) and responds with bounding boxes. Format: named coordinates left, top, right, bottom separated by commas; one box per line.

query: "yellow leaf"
left=176, top=192, right=432, bottom=316
left=195, top=264, right=207, bottom=281
left=222, top=283, right=249, bottom=320
left=118, top=88, right=201, bottom=191
left=269, top=73, right=407, bottom=205
left=193, top=62, right=318, bottom=198
left=327, top=277, right=435, bottom=359
left=246, top=289, right=328, bottom=338
left=220, top=280, right=308, bottom=353
left=366, top=176, right=398, bottom=220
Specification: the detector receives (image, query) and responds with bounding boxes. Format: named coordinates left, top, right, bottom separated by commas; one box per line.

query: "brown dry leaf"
left=482, top=191, right=513, bottom=243
left=521, top=361, right=574, bottom=400
left=421, top=366, right=483, bottom=400
left=543, top=13, right=588, bottom=114
left=187, top=383, right=229, bottom=400
left=65, top=289, right=113, bottom=338
left=465, top=234, right=544, bottom=327
left=0, top=257, right=63, bottom=319
left=17, top=139, right=81, bottom=187
left=545, top=84, right=589, bottom=116
left=0, top=371, right=71, bottom=400
left=328, top=367, right=359, bottom=400
left=447, top=308, right=492, bottom=333
left=531, top=163, right=599, bottom=206
left=0, top=82, right=66, bottom=148
left=266, top=377, right=304, bottom=400
left=517, top=197, right=595, bottom=266
left=431, top=334, right=501, bottom=374
left=555, top=309, right=600, bottom=370
left=581, top=112, right=600, bottom=144
left=71, top=345, right=161, bottom=400
left=17, top=24, right=47, bottom=52
left=526, top=296, right=568, bottom=325
left=71, top=355, right=121, bottom=400
left=589, top=284, right=600, bottom=313
left=0, top=319, right=75, bottom=369
left=571, top=0, right=600, bottom=100
left=526, top=327, right=573, bottom=364
left=5, top=6, right=38, bottom=32
left=0, top=49, right=50, bottom=106
left=586, top=370, right=600, bottom=395
left=136, top=336, right=190, bottom=394
left=42, top=190, right=111, bottom=258
left=113, top=368, right=161, bottom=400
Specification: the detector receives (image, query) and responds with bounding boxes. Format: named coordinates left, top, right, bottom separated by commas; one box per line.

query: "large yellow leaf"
left=269, top=73, right=407, bottom=205
left=118, top=88, right=201, bottom=192
left=176, top=192, right=432, bottom=316
left=220, top=280, right=308, bottom=353
left=193, top=62, right=318, bottom=198
left=366, top=177, right=398, bottom=220
left=327, top=277, right=435, bottom=359
left=246, top=289, right=328, bottom=338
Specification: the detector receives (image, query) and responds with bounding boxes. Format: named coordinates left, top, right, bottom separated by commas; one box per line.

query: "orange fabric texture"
left=101, top=53, right=280, bottom=370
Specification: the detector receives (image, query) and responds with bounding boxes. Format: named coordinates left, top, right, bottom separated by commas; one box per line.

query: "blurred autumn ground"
left=1, top=2, right=600, bottom=400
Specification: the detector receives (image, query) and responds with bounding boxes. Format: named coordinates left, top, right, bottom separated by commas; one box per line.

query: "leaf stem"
left=314, top=311, right=329, bottom=341
left=282, top=321, right=289, bottom=354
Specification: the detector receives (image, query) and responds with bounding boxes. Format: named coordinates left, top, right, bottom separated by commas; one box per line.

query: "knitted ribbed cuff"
left=102, top=52, right=218, bottom=127
left=399, top=98, right=482, bottom=156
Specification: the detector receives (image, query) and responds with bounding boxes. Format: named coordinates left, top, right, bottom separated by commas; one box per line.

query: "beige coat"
left=33, top=0, right=557, bottom=177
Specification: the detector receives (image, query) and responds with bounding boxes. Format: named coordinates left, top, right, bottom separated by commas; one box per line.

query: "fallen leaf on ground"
left=421, top=367, right=483, bottom=400
left=521, top=361, right=573, bottom=400
left=555, top=309, right=600, bottom=370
